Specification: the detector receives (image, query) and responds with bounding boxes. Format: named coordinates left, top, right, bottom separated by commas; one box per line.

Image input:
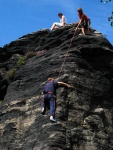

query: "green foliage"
left=7, top=68, right=17, bottom=79
left=100, top=0, right=112, bottom=4
left=16, top=56, right=25, bottom=67
left=7, top=56, right=25, bottom=80
left=25, top=51, right=36, bottom=59
left=100, top=0, right=113, bottom=26
left=0, top=100, right=3, bottom=105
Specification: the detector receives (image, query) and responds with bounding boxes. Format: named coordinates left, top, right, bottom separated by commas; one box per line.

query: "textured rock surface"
left=0, top=24, right=113, bottom=150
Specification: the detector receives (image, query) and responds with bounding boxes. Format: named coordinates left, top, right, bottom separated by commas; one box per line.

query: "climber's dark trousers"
left=42, top=94, right=56, bottom=116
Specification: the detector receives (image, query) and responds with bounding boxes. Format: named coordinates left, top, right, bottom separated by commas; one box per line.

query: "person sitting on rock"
left=50, top=13, right=67, bottom=31
left=41, top=77, right=73, bottom=122
left=75, top=8, right=90, bottom=35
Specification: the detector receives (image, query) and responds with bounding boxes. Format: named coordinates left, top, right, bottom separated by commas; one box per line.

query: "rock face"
left=0, top=25, right=113, bottom=150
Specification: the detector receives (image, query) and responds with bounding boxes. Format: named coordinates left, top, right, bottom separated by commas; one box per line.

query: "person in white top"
left=50, top=13, right=67, bottom=31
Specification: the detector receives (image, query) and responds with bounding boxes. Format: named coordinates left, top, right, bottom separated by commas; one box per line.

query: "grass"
left=7, top=68, right=17, bottom=79
left=16, top=56, right=25, bottom=68
left=25, top=51, right=36, bottom=59
left=0, top=100, right=3, bottom=105
left=7, top=52, right=35, bottom=80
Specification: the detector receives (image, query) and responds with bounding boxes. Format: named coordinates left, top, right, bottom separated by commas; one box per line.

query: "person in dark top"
left=41, top=77, right=73, bottom=122
left=75, top=8, right=90, bottom=35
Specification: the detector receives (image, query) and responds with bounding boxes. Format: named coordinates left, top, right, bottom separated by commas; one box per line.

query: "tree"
left=100, top=0, right=113, bottom=26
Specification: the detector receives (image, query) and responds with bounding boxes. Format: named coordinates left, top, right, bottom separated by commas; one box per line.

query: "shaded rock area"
left=0, top=24, right=113, bottom=150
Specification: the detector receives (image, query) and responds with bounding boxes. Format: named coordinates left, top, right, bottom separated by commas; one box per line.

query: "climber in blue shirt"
left=41, top=77, right=73, bottom=122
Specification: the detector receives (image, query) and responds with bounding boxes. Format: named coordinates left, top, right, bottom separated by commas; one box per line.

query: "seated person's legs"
left=51, top=22, right=63, bottom=30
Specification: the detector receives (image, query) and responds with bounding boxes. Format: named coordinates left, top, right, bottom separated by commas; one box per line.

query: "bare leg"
left=82, top=27, right=85, bottom=35
left=51, top=23, right=56, bottom=30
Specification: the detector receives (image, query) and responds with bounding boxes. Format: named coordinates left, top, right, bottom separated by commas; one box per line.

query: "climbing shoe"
left=41, top=111, right=45, bottom=115
left=79, top=33, right=85, bottom=36
left=41, top=108, right=45, bottom=115
left=50, top=118, right=56, bottom=123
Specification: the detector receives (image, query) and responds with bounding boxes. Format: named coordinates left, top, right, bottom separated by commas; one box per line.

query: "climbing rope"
left=58, top=28, right=77, bottom=78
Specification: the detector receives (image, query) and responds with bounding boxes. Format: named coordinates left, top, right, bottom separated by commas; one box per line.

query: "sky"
left=0, top=0, right=113, bottom=47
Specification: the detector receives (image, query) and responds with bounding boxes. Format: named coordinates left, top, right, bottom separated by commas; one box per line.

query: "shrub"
left=16, top=56, right=25, bottom=68
left=7, top=68, right=17, bottom=79
left=25, top=51, right=36, bottom=59
left=0, top=100, right=3, bottom=105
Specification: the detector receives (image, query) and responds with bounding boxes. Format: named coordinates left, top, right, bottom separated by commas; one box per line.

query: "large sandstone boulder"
left=0, top=25, right=113, bottom=150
